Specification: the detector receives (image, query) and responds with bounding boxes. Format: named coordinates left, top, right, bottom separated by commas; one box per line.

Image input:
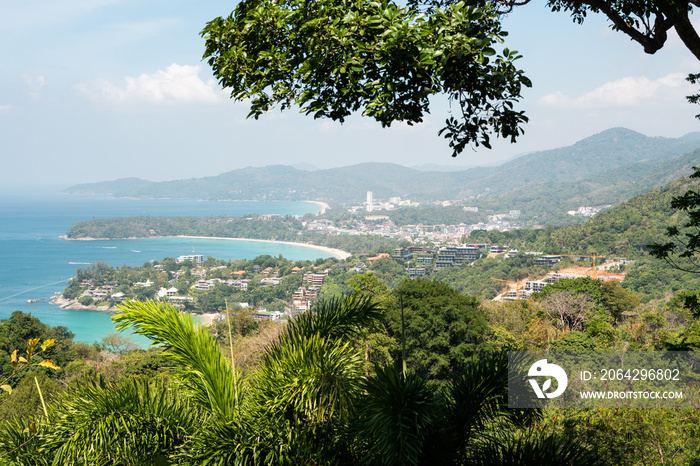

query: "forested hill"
left=63, top=128, right=700, bottom=208
left=63, top=215, right=398, bottom=256
left=472, top=173, right=700, bottom=260
left=475, top=147, right=700, bottom=225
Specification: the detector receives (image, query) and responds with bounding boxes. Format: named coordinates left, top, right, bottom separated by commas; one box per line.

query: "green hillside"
left=61, top=128, right=700, bottom=227
left=473, top=173, right=700, bottom=257
left=63, top=128, right=700, bottom=203
left=471, top=173, right=700, bottom=301
left=479, top=148, right=700, bottom=226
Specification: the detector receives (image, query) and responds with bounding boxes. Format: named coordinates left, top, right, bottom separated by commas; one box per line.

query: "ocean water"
left=0, top=191, right=324, bottom=344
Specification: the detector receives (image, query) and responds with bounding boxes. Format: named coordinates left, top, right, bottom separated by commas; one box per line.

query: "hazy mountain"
left=62, top=128, right=700, bottom=216
left=290, top=163, right=321, bottom=171
left=451, top=128, right=700, bottom=198
left=63, top=177, right=153, bottom=196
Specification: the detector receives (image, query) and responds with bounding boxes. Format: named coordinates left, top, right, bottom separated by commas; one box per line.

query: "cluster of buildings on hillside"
left=341, top=191, right=525, bottom=235
left=387, top=244, right=633, bottom=287
left=348, top=191, right=493, bottom=214
left=496, top=268, right=628, bottom=302
left=347, top=192, right=421, bottom=213
left=304, top=217, right=520, bottom=244
left=67, top=253, right=336, bottom=321
left=291, top=269, right=330, bottom=313
left=567, top=205, right=612, bottom=217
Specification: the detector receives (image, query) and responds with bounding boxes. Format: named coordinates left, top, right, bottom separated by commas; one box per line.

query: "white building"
left=177, top=255, right=204, bottom=265
left=366, top=191, right=374, bottom=212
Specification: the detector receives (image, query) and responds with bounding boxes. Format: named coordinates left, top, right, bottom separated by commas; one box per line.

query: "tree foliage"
left=649, top=167, right=700, bottom=274
left=201, top=0, right=531, bottom=155
left=385, top=278, right=492, bottom=381
left=544, top=0, right=700, bottom=62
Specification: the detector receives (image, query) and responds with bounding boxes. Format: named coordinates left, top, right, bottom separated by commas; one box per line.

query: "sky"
left=3, top=0, right=700, bottom=190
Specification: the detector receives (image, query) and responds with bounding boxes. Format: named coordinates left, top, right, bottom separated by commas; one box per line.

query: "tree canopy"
left=543, top=0, right=700, bottom=61
left=201, top=0, right=700, bottom=156
left=201, top=0, right=531, bottom=155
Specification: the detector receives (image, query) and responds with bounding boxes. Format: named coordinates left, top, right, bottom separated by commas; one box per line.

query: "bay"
left=0, top=190, right=326, bottom=345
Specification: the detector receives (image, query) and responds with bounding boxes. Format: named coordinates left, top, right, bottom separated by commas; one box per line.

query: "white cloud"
left=0, top=105, right=12, bottom=114
left=22, top=74, right=47, bottom=100
left=75, top=64, right=224, bottom=104
left=539, top=73, right=691, bottom=108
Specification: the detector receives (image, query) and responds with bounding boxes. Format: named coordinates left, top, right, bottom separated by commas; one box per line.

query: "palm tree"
left=45, top=377, right=199, bottom=465
left=112, top=299, right=241, bottom=421
left=10, top=296, right=382, bottom=465
left=0, top=296, right=604, bottom=465
left=352, top=352, right=606, bottom=466
left=183, top=295, right=383, bottom=465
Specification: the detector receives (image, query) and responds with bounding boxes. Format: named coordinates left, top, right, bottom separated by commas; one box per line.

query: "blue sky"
left=3, top=0, right=700, bottom=189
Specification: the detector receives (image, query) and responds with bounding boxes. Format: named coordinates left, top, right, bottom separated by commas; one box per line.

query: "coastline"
left=50, top=295, right=220, bottom=327
left=50, top=295, right=117, bottom=313
left=60, top=235, right=352, bottom=260
left=306, top=200, right=330, bottom=215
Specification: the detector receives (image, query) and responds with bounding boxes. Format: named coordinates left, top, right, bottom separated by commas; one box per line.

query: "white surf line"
left=0, top=279, right=68, bottom=303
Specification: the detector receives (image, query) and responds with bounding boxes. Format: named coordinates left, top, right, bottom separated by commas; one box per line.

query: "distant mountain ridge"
left=63, top=128, right=700, bottom=220
left=65, top=177, right=153, bottom=196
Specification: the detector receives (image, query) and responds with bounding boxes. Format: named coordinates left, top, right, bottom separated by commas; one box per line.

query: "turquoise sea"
left=0, top=190, right=325, bottom=344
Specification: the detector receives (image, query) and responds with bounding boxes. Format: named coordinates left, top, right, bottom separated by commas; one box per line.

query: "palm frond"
left=446, top=351, right=512, bottom=437
left=180, top=416, right=338, bottom=466
left=45, top=377, right=200, bottom=465
left=270, top=295, right=382, bottom=354
left=469, top=428, right=608, bottom=466
left=427, top=351, right=542, bottom=463
left=354, top=364, right=438, bottom=466
left=253, top=295, right=382, bottom=424
left=112, top=299, right=240, bottom=419
left=254, top=335, right=364, bottom=424
left=0, top=417, right=50, bottom=466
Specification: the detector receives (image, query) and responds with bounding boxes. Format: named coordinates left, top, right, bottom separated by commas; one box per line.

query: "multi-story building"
left=504, top=249, right=519, bottom=259
left=525, top=281, right=548, bottom=292
left=535, top=255, right=562, bottom=266
left=303, top=270, right=329, bottom=287
left=407, top=267, right=426, bottom=278
left=416, top=254, right=433, bottom=264
left=434, top=246, right=480, bottom=270
left=253, top=309, right=284, bottom=321
left=195, top=280, right=215, bottom=291
left=177, top=255, right=204, bottom=265
left=292, top=287, right=320, bottom=313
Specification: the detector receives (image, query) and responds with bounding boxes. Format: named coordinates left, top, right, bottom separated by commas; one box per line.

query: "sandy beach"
left=176, top=235, right=351, bottom=260
left=307, top=200, right=330, bottom=215
left=196, top=312, right=220, bottom=327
